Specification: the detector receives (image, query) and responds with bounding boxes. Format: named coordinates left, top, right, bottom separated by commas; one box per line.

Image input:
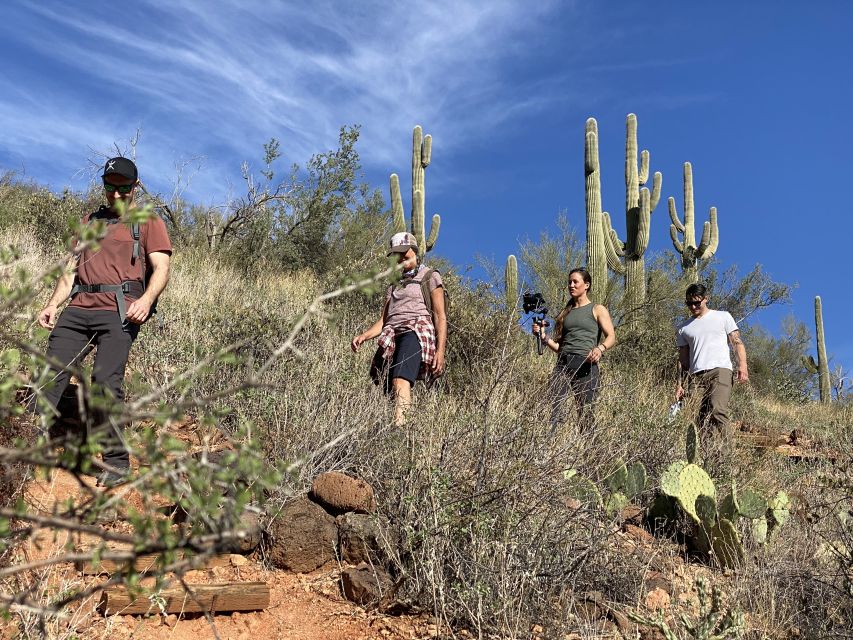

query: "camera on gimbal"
left=522, top=292, right=550, bottom=355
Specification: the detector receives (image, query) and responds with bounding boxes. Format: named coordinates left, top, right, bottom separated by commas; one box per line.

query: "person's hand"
left=587, top=345, right=604, bottom=364
left=125, top=297, right=152, bottom=324
left=735, top=368, right=749, bottom=384
left=38, top=304, right=58, bottom=329
left=675, top=385, right=685, bottom=401
left=351, top=334, right=366, bottom=352
left=431, top=351, right=446, bottom=377
left=532, top=321, right=541, bottom=336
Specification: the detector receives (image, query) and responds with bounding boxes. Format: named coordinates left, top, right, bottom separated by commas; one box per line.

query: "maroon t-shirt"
left=70, top=209, right=172, bottom=311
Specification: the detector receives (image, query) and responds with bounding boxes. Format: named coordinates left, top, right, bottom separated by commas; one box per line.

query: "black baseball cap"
left=102, top=157, right=138, bottom=181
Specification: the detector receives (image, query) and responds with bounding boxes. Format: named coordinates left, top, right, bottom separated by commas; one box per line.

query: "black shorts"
left=370, top=331, right=422, bottom=393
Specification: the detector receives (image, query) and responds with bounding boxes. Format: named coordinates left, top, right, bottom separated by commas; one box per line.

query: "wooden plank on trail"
left=78, top=552, right=233, bottom=574
left=99, top=582, right=269, bottom=615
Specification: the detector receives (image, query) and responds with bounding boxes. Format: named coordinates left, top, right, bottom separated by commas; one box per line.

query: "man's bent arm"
left=728, top=329, right=749, bottom=381
left=141, top=251, right=170, bottom=304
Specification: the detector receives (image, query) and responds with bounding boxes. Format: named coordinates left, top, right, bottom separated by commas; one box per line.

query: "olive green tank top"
left=558, top=303, right=601, bottom=356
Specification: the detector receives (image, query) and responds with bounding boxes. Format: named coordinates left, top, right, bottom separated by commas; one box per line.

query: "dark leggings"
left=549, top=353, right=600, bottom=434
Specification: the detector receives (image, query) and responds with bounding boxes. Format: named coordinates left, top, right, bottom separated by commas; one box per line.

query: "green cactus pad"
left=751, top=517, right=768, bottom=544
left=605, top=491, right=629, bottom=518
left=686, top=422, right=699, bottom=464
left=719, top=482, right=739, bottom=521
left=695, top=494, right=718, bottom=529
left=768, top=490, right=791, bottom=528
left=624, top=462, right=647, bottom=498
left=660, top=460, right=688, bottom=498
left=604, top=459, right=628, bottom=493
left=737, top=489, right=767, bottom=519
left=663, top=463, right=716, bottom=523
left=712, top=517, right=744, bottom=569
left=565, top=474, right=602, bottom=509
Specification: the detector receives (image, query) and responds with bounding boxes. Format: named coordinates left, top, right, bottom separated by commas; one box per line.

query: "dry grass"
left=2, top=224, right=851, bottom=638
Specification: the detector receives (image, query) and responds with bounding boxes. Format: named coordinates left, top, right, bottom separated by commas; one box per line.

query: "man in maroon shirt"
left=35, top=157, right=172, bottom=486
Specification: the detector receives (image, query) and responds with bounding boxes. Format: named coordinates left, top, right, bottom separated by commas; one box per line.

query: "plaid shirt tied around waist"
left=376, top=317, right=436, bottom=380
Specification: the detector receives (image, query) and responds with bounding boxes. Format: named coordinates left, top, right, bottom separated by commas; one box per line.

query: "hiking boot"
left=96, top=469, right=127, bottom=488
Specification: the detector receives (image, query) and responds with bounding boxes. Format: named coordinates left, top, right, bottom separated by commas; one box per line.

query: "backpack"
left=130, top=220, right=158, bottom=317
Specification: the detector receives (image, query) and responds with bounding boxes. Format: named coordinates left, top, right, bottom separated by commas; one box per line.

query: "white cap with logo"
left=387, top=231, right=419, bottom=256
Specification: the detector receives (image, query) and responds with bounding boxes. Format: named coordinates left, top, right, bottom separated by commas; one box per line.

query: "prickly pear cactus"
left=563, top=469, right=602, bottom=509
left=751, top=517, right=768, bottom=544
left=624, top=462, right=647, bottom=498
left=768, top=490, right=791, bottom=530
left=604, top=459, right=629, bottom=493
left=605, top=491, right=629, bottom=517
left=660, top=461, right=716, bottom=523
left=711, top=517, right=744, bottom=569
left=390, top=125, right=440, bottom=254
left=737, top=489, right=767, bottom=520
left=695, top=494, right=718, bottom=530
left=719, top=481, right=739, bottom=522
left=686, top=421, right=700, bottom=464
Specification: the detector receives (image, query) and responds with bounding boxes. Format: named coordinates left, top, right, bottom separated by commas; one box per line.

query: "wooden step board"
left=100, top=582, right=269, bottom=615
left=78, top=552, right=234, bottom=575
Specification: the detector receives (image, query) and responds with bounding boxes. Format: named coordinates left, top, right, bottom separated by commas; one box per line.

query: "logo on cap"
left=106, top=160, right=116, bottom=172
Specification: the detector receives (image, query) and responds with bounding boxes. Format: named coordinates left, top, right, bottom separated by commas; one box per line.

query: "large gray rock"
left=267, top=496, right=336, bottom=572
left=341, top=562, right=393, bottom=605
left=337, top=513, right=389, bottom=565
left=310, top=472, right=376, bottom=515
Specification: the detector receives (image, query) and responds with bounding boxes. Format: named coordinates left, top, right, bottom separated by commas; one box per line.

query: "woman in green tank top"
left=532, top=268, right=616, bottom=433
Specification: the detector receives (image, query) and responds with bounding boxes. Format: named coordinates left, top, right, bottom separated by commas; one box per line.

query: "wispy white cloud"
left=0, top=0, right=569, bottom=201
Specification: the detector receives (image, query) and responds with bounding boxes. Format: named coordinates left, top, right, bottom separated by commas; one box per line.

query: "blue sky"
left=1, top=1, right=851, bottom=371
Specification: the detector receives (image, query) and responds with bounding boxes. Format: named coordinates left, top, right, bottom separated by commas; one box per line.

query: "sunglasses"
left=685, top=299, right=704, bottom=308
left=103, top=182, right=135, bottom=194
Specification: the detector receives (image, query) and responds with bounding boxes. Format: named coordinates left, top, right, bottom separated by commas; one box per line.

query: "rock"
left=643, top=571, right=672, bottom=595
left=310, top=471, right=376, bottom=515
left=228, top=511, right=261, bottom=553
left=621, top=504, right=644, bottom=525
left=624, top=524, right=655, bottom=544
left=337, top=513, right=388, bottom=565
left=163, top=614, right=178, bottom=627
left=267, top=496, right=337, bottom=572
left=230, top=554, right=249, bottom=567
left=644, top=587, right=670, bottom=611
left=341, top=562, right=392, bottom=605
left=575, top=591, right=606, bottom=622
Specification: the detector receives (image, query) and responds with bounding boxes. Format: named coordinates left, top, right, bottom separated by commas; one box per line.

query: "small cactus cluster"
left=391, top=125, right=440, bottom=254
left=630, top=576, right=744, bottom=639
left=802, top=295, right=831, bottom=403
left=668, top=162, right=720, bottom=283
left=603, top=458, right=648, bottom=516
left=563, top=459, right=648, bottom=517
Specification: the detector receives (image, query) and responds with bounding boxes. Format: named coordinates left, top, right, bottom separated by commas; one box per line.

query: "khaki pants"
left=687, top=367, right=733, bottom=442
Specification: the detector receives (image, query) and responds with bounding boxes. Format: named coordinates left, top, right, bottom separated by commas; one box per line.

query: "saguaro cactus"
left=668, top=162, right=719, bottom=283
left=584, top=119, right=608, bottom=302
left=596, top=114, right=662, bottom=326
left=803, top=295, right=831, bottom=402
left=391, top=126, right=440, bottom=253
left=505, top=254, right=518, bottom=311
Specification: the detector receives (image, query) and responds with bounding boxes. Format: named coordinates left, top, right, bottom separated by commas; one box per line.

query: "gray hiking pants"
left=38, top=307, right=138, bottom=470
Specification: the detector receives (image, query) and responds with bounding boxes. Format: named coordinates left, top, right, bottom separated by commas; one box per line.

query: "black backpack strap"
left=419, top=268, right=435, bottom=315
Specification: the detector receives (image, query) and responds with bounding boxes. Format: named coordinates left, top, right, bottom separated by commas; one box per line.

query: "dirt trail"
left=8, top=469, right=435, bottom=640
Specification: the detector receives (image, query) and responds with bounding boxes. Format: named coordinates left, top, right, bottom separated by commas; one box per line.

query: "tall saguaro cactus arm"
left=585, top=118, right=608, bottom=301
left=390, top=125, right=441, bottom=253
left=668, top=162, right=719, bottom=282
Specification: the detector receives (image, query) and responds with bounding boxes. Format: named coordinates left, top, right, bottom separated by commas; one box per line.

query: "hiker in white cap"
left=351, top=232, right=447, bottom=426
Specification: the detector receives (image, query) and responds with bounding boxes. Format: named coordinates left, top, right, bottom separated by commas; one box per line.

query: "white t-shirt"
left=676, top=310, right=738, bottom=373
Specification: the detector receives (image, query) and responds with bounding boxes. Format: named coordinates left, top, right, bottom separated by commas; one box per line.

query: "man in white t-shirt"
left=675, top=283, right=749, bottom=440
